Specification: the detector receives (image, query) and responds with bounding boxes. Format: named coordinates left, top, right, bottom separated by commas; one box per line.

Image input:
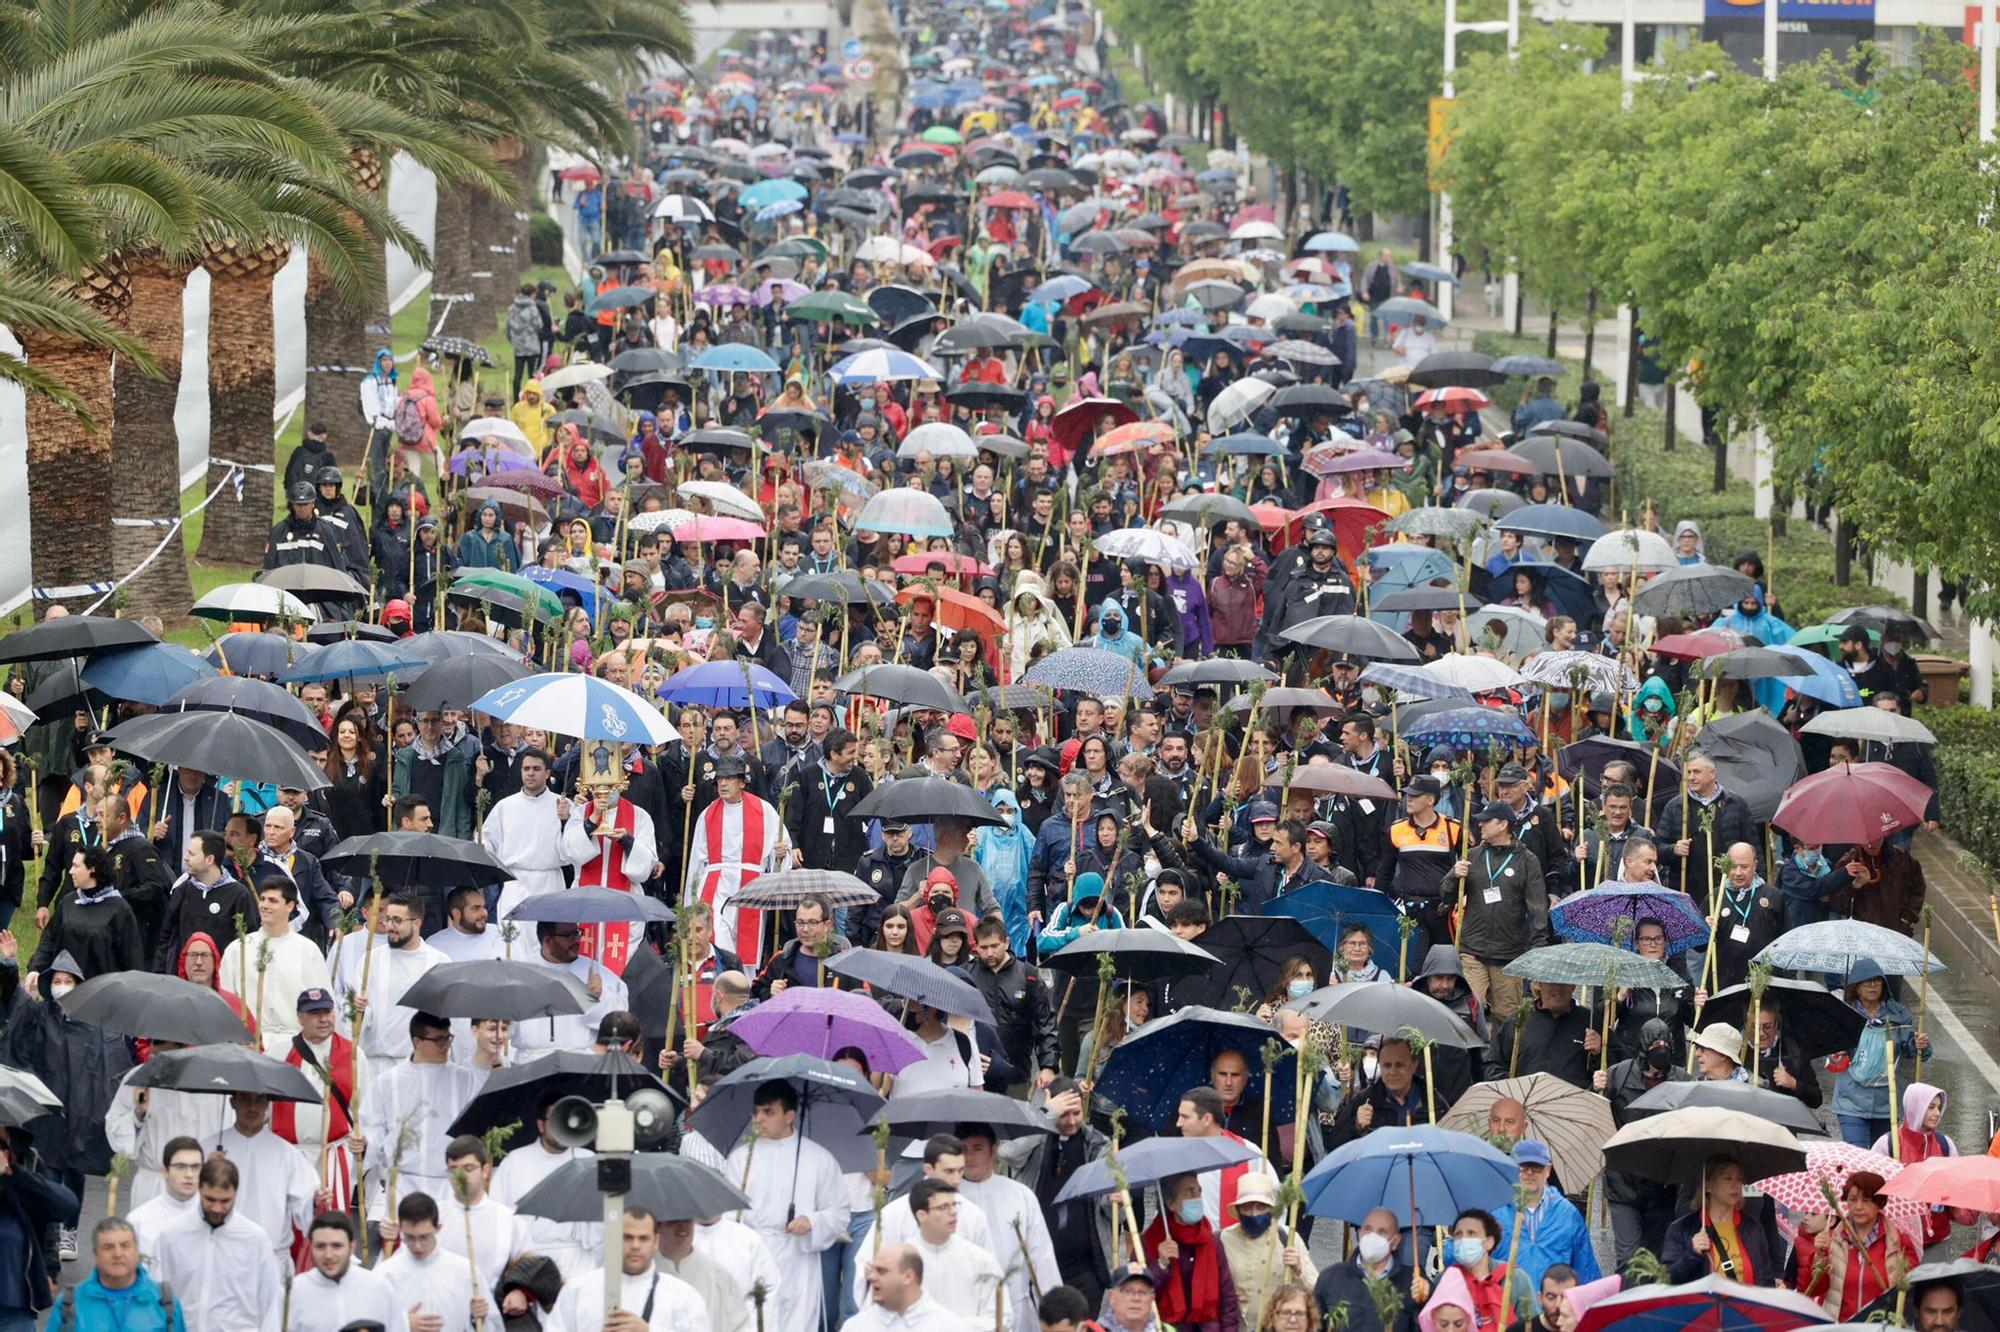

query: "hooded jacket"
left=1038, top=871, right=1125, bottom=957
left=1081, top=597, right=1150, bottom=673
left=510, top=379, right=555, bottom=453
left=401, top=365, right=443, bottom=451
left=0, top=952, right=132, bottom=1174
left=1418, top=1268, right=1481, bottom=1332
left=1163, top=567, right=1215, bottom=656
left=1716, top=585, right=1795, bottom=714
left=360, top=346, right=398, bottom=424
left=1834, top=958, right=1919, bottom=1119
left=1007, top=572, right=1073, bottom=681
left=1673, top=520, right=1705, bottom=564
left=456, top=502, right=520, bottom=570
left=1626, top=676, right=1678, bottom=744
left=973, top=788, right=1035, bottom=956
left=1604, top=1017, right=1693, bottom=1206
left=1410, top=945, right=1487, bottom=1106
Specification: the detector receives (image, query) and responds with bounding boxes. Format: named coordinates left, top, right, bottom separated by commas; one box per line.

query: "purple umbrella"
left=729, top=986, right=925, bottom=1072
left=1550, top=884, right=1710, bottom=957
left=450, top=447, right=538, bottom=478
left=757, top=277, right=810, bottom=306
left=696, top=284, right=754, bottom=307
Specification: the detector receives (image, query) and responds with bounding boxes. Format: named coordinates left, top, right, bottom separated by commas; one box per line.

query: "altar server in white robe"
left=209, top=1091, right=322, bottom=1264
left=691, top=1212, right=783, bottom=1321
left=429, top=1135, right=525, bottom=1301
left=329, top=890, right=448, bottom=1073
left=513, top=920, right=629, bottom=1060
left=127, top=1135, right=205, bottom=1270
left=489, top=1112, right=600, bottom=1280
left=871, top=1136, right=993, bottom=1256
left=290, top=1211, right=408, bottom=1332
left=361, top=1010, right=483, bottom=1221
left=898, top=1179, right=1005, bottom=1330
left=219, top=877, right=333, bottom=1051
left=154, top=1156, right=283, bottom=1332
left=376, top=1191, right=493, bottom=1332
left=657, top=1215, right=751, bottom=1332
left=107, top=1048, right=229, bottom=1207
left=549, top=1208, right=712, bottom=1332
left=724, top=1080, right=848, bottom=1332
left=482, top=748, right=574, bottom=920
left=427, top=884, right=509, bottom=964
left=958, top=1127, right=1060, bottom=1332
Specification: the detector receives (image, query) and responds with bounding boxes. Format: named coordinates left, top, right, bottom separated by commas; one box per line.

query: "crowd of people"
left=0, top=5, right=1991, bottom=1332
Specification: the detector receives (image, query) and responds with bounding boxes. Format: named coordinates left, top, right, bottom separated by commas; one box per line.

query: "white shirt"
left=547, top=1267, right=712, bottom=1332
left=512, top=953, right=629, bottom=1059
left=155, top=1209, right=283, bottom=1332
left=489, top=1142, right=599, bottom=1280
left=211, top=1124, right=317, bottom=1258
left=437, top=1194, right=525, bottom=1298
left=483, top=788, right=571, bottom=919
left=128, top=1188, right=195, bottom=1270
left=888, top=1026, right=983, bottom=1097
left=873, top=1188, right=992, bottom=1256
left=841, top=1294, right=979, bottom=1332
left=378, top=1243, right=488, bottom=1332
left=960, top=1172, right=1061, bottom=1332
left=108, top=1076, right=229, bottom=1207
left=727, top=1131, right=849, bottom=1332
left=290, top=1263, right=409, bottom=1332
left=220, top=928, right=333, bottom=1048
left=658, top=1248, right=752, bottom=1332
left=427, top=922, right=509, bottom=965
left=329, top=936, right=450, bottom=1067
left=692, top=1215, right=782, bottom=1317
left=360, top=1059, right=484, bottom=1212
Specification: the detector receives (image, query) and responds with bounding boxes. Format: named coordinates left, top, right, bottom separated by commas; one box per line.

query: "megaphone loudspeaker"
left=547, top=1095, right=599, bottom=1149
left=628, top=1087, right=677, bottom=1148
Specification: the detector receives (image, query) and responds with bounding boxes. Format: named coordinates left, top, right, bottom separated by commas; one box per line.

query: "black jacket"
left=251, top=847, right=343, bottom=947
left=967, top=954, right=1060, bottom=1080
left=1486, top=1000, right=1597, bottom=1088
left=1188, top=842, right=1331, bottom=915
left=1328, top=1075, right=1434, bottom=1151
left=263, top=513, right=349, bottom=572
left=146, top=781, right=232, bottom=867
left=852, top=845, right=924, bottom=943
left=0, top=1152, right=79, bottom=1313
left=153, top=872, right=257, bottom=972
left=106, top=831, right=173, bottom=955
left=1749, top=1031, right=1823, bottom=1110
left=1315, top=1259, right=1419, bottom=1332
left=1662, top=1196, right=1783, bottom=1285
left=782, top=763, right=874, bottom=873
left=1654, top=788, right=1758, bottom=894
left=0, top=990, right=131, bottom=1174
left=28, top=893, right=143, bottom=982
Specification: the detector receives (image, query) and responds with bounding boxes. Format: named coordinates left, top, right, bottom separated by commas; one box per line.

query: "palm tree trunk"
left=23, top=335, right=116, bottom=611
left=305, top=151, right=391, bottom=468
left=430, top=183, right=480, bottom=340
left=197, top=263, right=283, bottom=566
left=509, top=143, right=538, bottom=284
left=467, top=183, right=509, bottom=337
left=112, top=259, right=197, bottom=620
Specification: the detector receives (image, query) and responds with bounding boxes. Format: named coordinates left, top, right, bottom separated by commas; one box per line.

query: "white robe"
left=682, top=794, right=780, bottom=964
left=220, top=928, right=335, bottom=1048
left=548, top=1267, right=712, bottom=1332
left=560, top=798, right=659, bottom=889
left=127, top=1188, right=194, bottom=1270
left=210, top=1125, right=317, bottom=1260
left=906, top=1233, right=1004, bottom=1329
left=329, top=937, right=450, bottom=1068
left=155, top=1209, right=283, bottom=1332
left=107, top=1075, right=228, bottom=1206
left=427, top=923, right=508, bottom=965
left=511, top=953, right=629, bottom=1060
left=691, top=1216, right=783, bottom=1321
left=289, top=1262, right=409, bottom=1332
left=658, top=1248, right=751, bottom=1332
left=436, top=1194, right=525, bottom=1302
left=360, top=1059, right=484, bottom=1217
left=726, top=1131, right=848, bottom=1332
left=378, top=1243, right=488, bottom=1332
left=489, top=1143, right=600, bottom=1280
left=960, top=1173, right=1061, bottom=1332
left=873, top=1188, right=992, bottom=1257
left=840, top=1294, right=978, bottom=1332
left=483, top=788, right=572, bottom=919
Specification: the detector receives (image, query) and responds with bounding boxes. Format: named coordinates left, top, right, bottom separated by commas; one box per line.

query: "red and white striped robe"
left=564, top=795, right=656, bottom=970
left=683, top=793, right=780, bottom=969
left=272, top=1033, right=356, bottom=1263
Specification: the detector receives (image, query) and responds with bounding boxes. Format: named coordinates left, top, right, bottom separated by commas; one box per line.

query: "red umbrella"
left=891, top=553, right=994, bottom=577
left=983, top=190, right=1036, bottom=210
left=1575, top=1276, right=1830, bottom=1332
left=557, top=164, right=601, bottom=183
left=1286, top=498, right=1391, bottom=565
left=1651, top=630, right=1742, bottom=660
left=1051, top=397, right=1137, bottom=456
left=1883, top=1154, right=2000, bottom=1213
left=1230, top=204, right=1276, bottom=226
left=1453, top=446, right=1541, bottom=477
left=896, top=586, right=1003, bottom=635
left=1413, top=386, right=1492, bottom=412
left=1771, top=761, right=1934, bottom=845
left=1089, top=420, right=1176, bottom=458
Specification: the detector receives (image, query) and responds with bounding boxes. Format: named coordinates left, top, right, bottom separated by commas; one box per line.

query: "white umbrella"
left=459, top=417, right=534, bottom=455
left=676, top=481, right=764, bottom=524
left=0, top=692, right=36, bottom=735
left=1206, top=378, right=1275, bottom=434
left=1799, top=708, right=1937, bottom=746
left=191, top=584, right=319, bottom=625
left=628, top=507, right=699, bottom=535
left=856, top=235, right=903, bottom=262
left=1580, top=528, right=1678, bottom=574
left=1229, top=220, right=1284, bottom=242
left=653, top=193, right=713, bottom=223
left=540, top=363, right=614, bottom=391
left=897, top=422, right=979, bottom=460
left=1094, top=528, right=1200, bottom=570
left=1245, top=292, right=1297, bottom=322
left=1464, top=607, right=1550, bottom=659
left=1420, top=651, right=1526, bottom=693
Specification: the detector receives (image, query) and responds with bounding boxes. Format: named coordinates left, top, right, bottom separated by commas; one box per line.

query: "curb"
left=1913, top=828, right=2000, bottom=983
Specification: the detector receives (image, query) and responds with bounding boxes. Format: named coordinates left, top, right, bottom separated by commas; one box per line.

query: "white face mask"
left=1362, top=1054, right=1380, bottom=1082
left=1144, top=855, right=1162, bottom=877
left=49, top=980, right=74, bottom=1000
left=1358, top=1232, right=1394, bottom=1265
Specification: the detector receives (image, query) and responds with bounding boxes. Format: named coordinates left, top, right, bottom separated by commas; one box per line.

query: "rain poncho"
left=1007, top=572, right=1073, bottom=680
left=1833, top=958, right=1919, bottom=1120
left=1626, top=676, right=1678, bottom=745
left=1081, top=596, right=1149, bottom=673
left=1715, top=585, right=1795, bottom=715
left=1038, top=871, right=1125, bottom=958
left=974, top=788, right=1035, bottom=955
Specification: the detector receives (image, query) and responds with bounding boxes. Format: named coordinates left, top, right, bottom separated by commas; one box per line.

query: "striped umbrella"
left=1442, top=1072, right=1618, bottom=1190
left=829, top=347, right=944, bottom=383
left=1574, top=1276, right=1828, bottom=1332
left=728, top=869, right=876, bottom=910
left=1520, top=650, right=1637, bottom=696
left=470, top=672, right=675, bottom=743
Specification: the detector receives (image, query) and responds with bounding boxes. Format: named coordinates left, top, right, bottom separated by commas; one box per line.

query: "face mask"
left=1794, top=849, right=1827, bottom=872
left=929, top=893, right=953, bottom=913
left=1362, top=1054, right=1380, bottom=1082
left=1883, top=641, right=1903, bottom=657
left=49, top=980, right=74, bottom=1000
left=695, top=617, right=714, bottom=630
left=1176, top=1198, right=1205, bottom=1226
left=1644, top=1044, right=1673, bottom=1072
left=1452, top=1237, right=1488, bottom=1267
left=1237, top=1212, right=1274, bottom=1239
left=1287, top=979, right=1314, bottom=1000
left=1144, top=855, right=1161, bottom=877
left=1358, top=1232, right=1393, bottom=1265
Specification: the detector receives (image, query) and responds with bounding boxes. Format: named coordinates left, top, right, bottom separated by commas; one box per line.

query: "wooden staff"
left=453, top=1169, right=483, bottom=1325
left=1914, top=904, right=1933, bottom=1083
left=1886, top=1025, right=1903, bottom=1161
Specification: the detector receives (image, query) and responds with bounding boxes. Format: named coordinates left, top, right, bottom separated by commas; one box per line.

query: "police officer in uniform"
left=264, top=481, right=349, bottom=573
left=1266, top=527, right=1356, bottom=677
left=851, top=819, right=923, bottom=943
left=312, top=466, right=370, bottom=573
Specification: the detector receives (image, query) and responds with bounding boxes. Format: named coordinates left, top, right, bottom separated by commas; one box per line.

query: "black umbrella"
left=0, top=614, right=157, bottom=665
left=609, top=347, right=677, bottom=374
left=450, top=1050, right=674, bottom=1144
left=206, top=631, right=320, bottom=679
left=304, top=621, right=398, bottom=645
left=866, top=284, right=937, bottom=327
left=515, top=1153, right=749, bottom=1223
left=1491, top=355, right=1566, bottom=378
left=254, top=565, right=370, bottom=602
left=1170, top=916, right=1332, bottom=1012
left=1558, top=737, right=1683, bottom=805
left=868, top=1089, right=1056, bottom=1142
left=1156, top=660, right=1280, bottom=690
left=1698, top=711, right=1807, bottom=822
left=851, top=777, right=1006, bottom=829
left=398, top=654, right=536, bottom=712
left=1700, top=647, right=1816, bottom=682
left=59, top=973, right=253, bottom=1044
left=1632, top=563, right=1757, bottom=620
left=321, top=831, right=511, bottom=893
left=1509, top=436, right=1615, bottom=479
left=688, top=1054, right=883, bottom=1171
left=398, top=960, right=591, bottom=1021
left=167, top=676, right=327, bottom=750
left=1406, top=351, right=1501, bottom=389
left=421, top=335, right=494, bottom=367
left=1093, top=1005, right=1298, bottom=1130
left=1290, top=981, right=1484, bottom=1047
left=834, top=664, right=970, bottom=713
left=1372, top=585, right=1487, bottom=614
left=757, top=408, right=834, bottom=443
left=24, top=663, right=103, bottom=720
left=973, top=433, right=1030, bottom=460
left=620, top=944, right=679, bottom=1038
left=1861, top=1261, right=2000, bottom=1332
left=401, top=631, right=526, bottom=667
left=1279, top=615, right=1423, bottom=662
left=1825, top=605, right=1938, bottom=647
left=1268, top=384, right=1352, bottom=417
left=1042, top=929, right=1218, bottom=983
left=505, top=887, right=675, bottom=924
left=1628, top=1079, right=1824, bottom=1135
left=131, top=1044, right=323, bottom=1102
left=105, top=711, right=328, bottom=790
left=823, top=949, right=996, bottom=1023
left=785, top=573, right=897, bottom=608
left=446, top=585, right=559, bottom=632
left=1698, top=978, right=1864, bottom=1061
left=1525, top=419, right=1610, bottom=448
left=945, top=383, right=1029, bottom=414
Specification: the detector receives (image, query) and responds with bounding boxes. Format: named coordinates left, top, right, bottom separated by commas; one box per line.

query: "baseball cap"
left=1306, top=821, right=1336, bottom=843
left=935, top=907, right=970, bottom=937
left=1246, top=800, right=1279, bottom=825
left=297, top=988, right=336, bottom=1013
left=1514, top=1140, right=1552, bottom=1168
left=881, top=818, right=913, bottom=834
left=1107, top=1261, right=1155, bottom=1290
left=1473, top=800, right=1516, bottom=824
left=1406, top=775, right=1443, bottom=799
left=1495, top=761, right=1531, bottom=785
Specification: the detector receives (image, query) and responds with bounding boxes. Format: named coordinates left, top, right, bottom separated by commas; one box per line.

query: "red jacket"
left=1206, top=555, right=1269, bottom=647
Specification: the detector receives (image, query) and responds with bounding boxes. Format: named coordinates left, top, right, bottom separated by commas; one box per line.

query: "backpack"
left=393, top=391, right=425, bottom=444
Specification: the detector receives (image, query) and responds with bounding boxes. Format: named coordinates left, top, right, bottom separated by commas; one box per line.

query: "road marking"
left=1928, top=985, right=2000, bottom=1098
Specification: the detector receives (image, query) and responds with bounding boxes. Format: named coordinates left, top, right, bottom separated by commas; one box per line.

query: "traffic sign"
left=841, top=37, right=864, bottom=60
left=844, top=57, right=876, bottom=82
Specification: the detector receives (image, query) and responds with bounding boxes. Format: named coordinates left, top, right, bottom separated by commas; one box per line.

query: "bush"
left=529, top=213, right=564, bottom=267
left=1919, top=706, right=2000, bottom=873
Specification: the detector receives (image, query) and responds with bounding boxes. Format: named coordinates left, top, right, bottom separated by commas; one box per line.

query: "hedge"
left=1919, top=705, right=2000, bottom=873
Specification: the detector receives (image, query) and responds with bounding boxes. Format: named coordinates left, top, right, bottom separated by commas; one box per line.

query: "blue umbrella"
left=1767, top=644, right=1862, bottom=708
left=205, top=632, right=319, bottom=679
left=81, top=643, right=216, bottom=706
left=1053, top=1134, right=1263, bottom=1204
left=1497, top=504, right=1608, bottom=543
left=1401, top=262, right=1459, bottom=287
left=1302, top=1124, right=1517, bottom=1225
left=690, top=344, right=781, bottom=374
left=655, top=660, right=797, bottom=710
left=1484, top=559, right=1598, bottom=623
left=1020, top=646, right=1155, bottom=700
left=522, top=567, right=610, bottom=628
left=1366, top=547, right=1459, bottom=632
left=1028, top=274, right=1094, bottom=305
left=278, top=638, right=425, bottom=685
left=1551, top=885, right=1710, bottom=957
left=1304, top=231, right=1360, bottom=254
left=754, top=199, right=802, bottom=223
left=1092, top=1006, right=1297, bottom=1132
left=1259, top=883, right=1426, bottom=978
left=739, top=178, right=808, bottom=210
left=1401, top=706, right=1536, bottom=752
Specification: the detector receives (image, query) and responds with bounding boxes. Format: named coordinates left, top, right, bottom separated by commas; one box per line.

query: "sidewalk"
left=1915, top=827, right=2000, bottom=981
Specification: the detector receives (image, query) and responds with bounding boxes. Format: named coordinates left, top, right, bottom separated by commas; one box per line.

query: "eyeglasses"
left=416, top=1032, right=455, bottom=1046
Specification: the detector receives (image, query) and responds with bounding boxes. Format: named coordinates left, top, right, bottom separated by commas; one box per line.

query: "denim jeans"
left=0, top=1309, right=35, bottom=1332
left=1839, top=1114, right=1890, bottom=1148
left=824, top=1209, right=874, bottom=1329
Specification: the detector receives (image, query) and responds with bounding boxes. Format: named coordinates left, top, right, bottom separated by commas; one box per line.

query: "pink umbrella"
left=681, top=515, right=766, bottom=543
left=1761, top=1142, right=1927, bottom=1251
left=1305, top=447, right=1406, bottom=479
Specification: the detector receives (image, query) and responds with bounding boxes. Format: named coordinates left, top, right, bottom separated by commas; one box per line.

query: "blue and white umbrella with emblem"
left=470, top=671, right=675, bottom=744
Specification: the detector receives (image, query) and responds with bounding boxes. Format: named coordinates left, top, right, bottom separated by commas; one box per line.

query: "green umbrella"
left=452, top=569, right=566, bottom=621
left=921, top=125, right=964, bottom=145
left=1502, top=941, right=1685, bottom=990
left=790, top=291, right=881, bottom=326
left=763, top=236, right=830, bottom=262
left=1791, top=622, right=1878, bottom=650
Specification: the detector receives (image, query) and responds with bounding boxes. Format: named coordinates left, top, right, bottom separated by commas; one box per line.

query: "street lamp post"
left=1440, top=0, right=1510, bottom=325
